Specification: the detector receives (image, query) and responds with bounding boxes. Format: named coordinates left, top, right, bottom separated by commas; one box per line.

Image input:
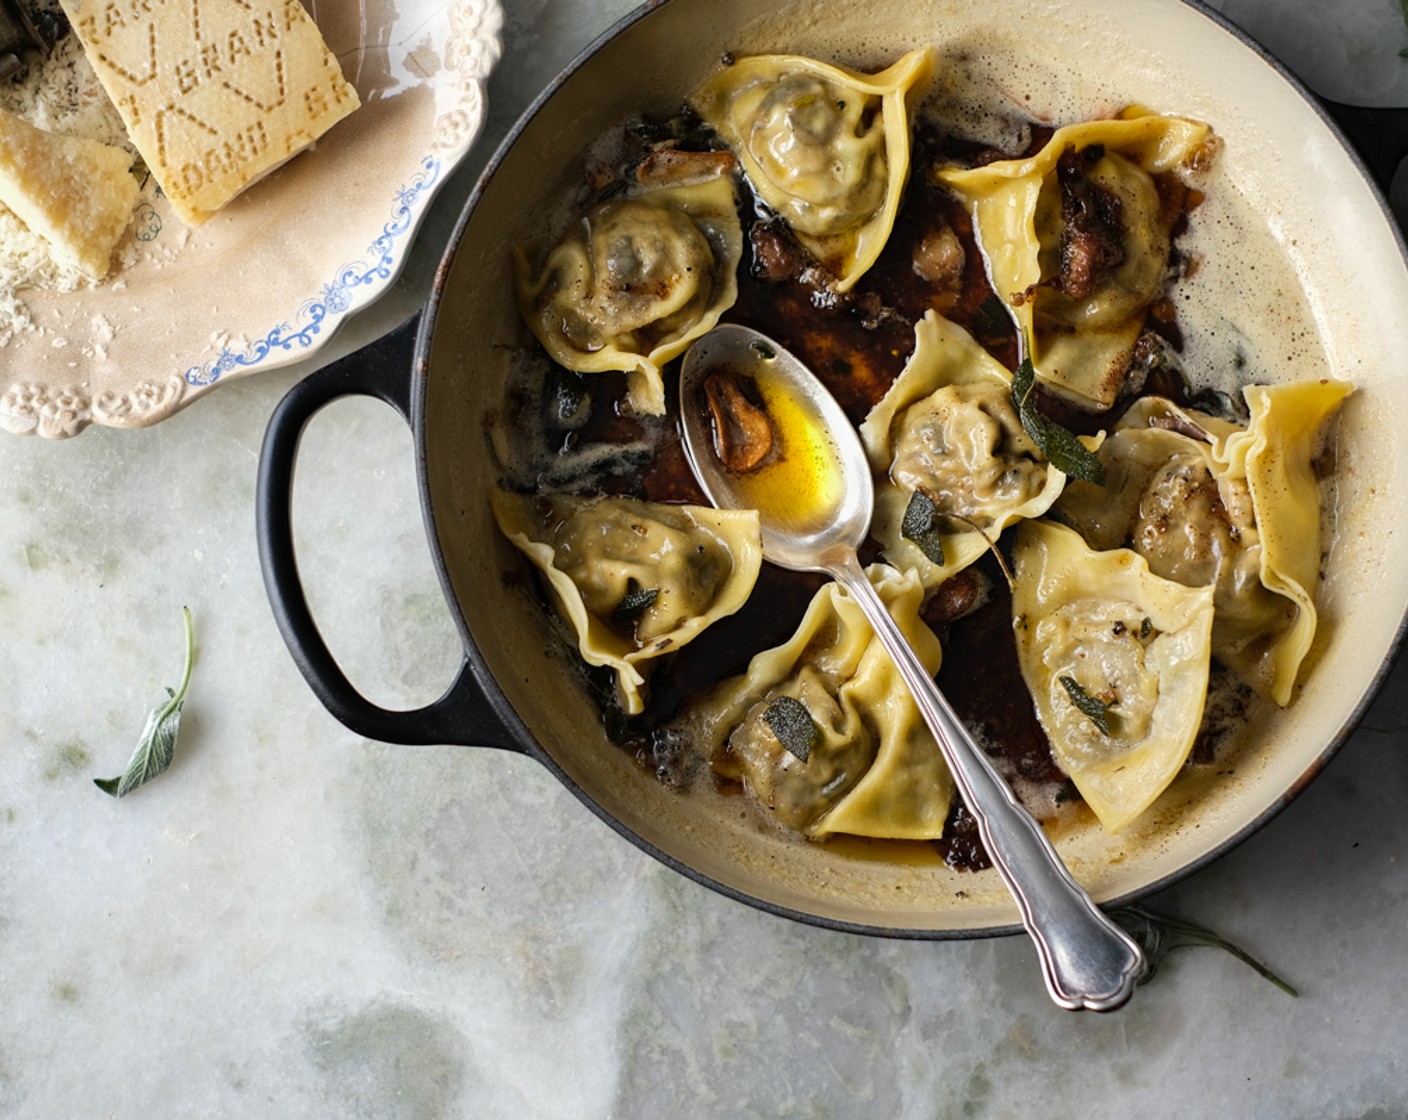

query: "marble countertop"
left=2, top=1, right=1406, bottom=1116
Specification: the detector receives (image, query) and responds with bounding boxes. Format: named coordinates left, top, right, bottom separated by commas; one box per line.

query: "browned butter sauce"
left=524, top=110, right=1276, bottom=871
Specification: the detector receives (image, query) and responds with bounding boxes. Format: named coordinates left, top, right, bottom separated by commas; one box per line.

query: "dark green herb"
left=1053, top=778, right=1082, bottom=805
left=614, top=580, right=659, bottom=625
left=623, top=107, right=717, bottom=151
left=1010, top=351, right=1106, bottom=485
left=751, top=340, right=777, bottom=361
left=900, top=489, right=946, bottom=566
left=1185, top=386, right=1248, bottom=424
left=972, top=293, right=1013, bottom=338
left=1111, top=904, right=1298, bottom=996
left=1059, top=675, right=1114, bottom=736
left=1140, top=616, right=1154, bottom=640
left=95, top=607, right=194, bottom=799
left=763, top=696, right=819, bottom=762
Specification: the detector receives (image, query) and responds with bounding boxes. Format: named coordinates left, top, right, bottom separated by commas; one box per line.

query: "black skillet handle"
left=1318, top=100, right=1408, bottom=232
left=256, top=312, right=522, bottom=751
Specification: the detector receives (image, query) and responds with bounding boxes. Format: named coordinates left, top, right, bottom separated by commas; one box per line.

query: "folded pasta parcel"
left=691, top=48, right=932, bottom=292
left=59, top=0, right=360, bottom=225
left=936, top=111, right=1216, bottom=410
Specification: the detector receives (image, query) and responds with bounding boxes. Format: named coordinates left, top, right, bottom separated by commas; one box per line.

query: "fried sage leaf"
left=972, top=293, right=1014, bottom=338
left=95, top=606, right=195, bottom=799
left=1059, top=674, right=1114, bottom=736
left=1010, top=353, right=1106, bottom=484
left=763, top=695, right=819, bottom=762
left=614, top=580, right=660, bottom=625
left=900, top=489, right=946, bottom=566
left=1112, top=904, right=1298, bottom=996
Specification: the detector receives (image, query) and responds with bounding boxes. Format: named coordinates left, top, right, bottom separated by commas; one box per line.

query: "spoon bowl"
left=679, top=324, right=1146, bottom=1012
left=680, top=325, right=872, bottom=570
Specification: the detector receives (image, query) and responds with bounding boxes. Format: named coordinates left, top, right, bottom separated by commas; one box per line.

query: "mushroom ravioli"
left=491, top=492, right=763, bottom=715
left=513, top=172, right=744, bottom=417
left=1011, top=520, right=1215, bottom=833
left=491, top=45, right=1352, bottom=851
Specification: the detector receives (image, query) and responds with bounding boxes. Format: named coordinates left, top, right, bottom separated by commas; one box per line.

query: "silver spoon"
left=679, top=323, right=1145, bottom=1012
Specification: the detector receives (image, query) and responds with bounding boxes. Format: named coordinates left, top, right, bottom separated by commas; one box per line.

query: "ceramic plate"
left=0, top=0, right=503, bottom=439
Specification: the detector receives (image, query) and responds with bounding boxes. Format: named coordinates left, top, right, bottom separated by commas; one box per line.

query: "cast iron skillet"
left=258, top=0, right=1408, bottom=940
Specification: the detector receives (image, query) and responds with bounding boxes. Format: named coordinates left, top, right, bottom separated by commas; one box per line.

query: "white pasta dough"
left=860, top=310, right=1095, bottom=588
left=491, top=492, right=763, bottom=715
left=1011, top=520, right=1216, bottom=833
left=691, top=48, right=931, bottom=291
left=936, top=111, right=1215, bottom=409
left=688, top=565, right=954, bottom=840
left=512, top=173, right=743, bottom=416
left=1057, top=381, right=1351, bottom=705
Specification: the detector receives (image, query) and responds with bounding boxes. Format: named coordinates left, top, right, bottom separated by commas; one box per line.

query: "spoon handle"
left=829, top=556, right=1145, bottom=1012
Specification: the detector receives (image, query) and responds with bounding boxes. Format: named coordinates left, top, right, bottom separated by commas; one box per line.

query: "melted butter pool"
left=721, top=359, right=848, bottom=540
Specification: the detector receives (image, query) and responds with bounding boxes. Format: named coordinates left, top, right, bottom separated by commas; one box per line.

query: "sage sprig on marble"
left=95, top=606, right=195, bottom=799
left=1111, top=904, right=1299, bottom=996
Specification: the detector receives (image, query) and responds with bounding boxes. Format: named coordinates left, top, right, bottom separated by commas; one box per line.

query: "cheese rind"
left=59, top=0, right=361, bottom=225
left=0, top=106, right=139, bottom=280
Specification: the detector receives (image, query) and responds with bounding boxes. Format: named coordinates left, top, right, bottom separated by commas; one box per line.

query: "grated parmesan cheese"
left=0, top=5, right=136, bottom=330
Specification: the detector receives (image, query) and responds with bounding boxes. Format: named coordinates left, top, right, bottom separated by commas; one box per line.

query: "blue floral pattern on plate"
left=184, top=156, right=442, bottom=388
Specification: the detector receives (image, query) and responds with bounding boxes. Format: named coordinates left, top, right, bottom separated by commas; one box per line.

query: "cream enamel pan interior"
left=414, top=0, right=1408, bottom=935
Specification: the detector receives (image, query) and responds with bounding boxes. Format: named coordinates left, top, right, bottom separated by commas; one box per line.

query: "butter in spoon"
left=678, top=323, right=1145, bottom=1012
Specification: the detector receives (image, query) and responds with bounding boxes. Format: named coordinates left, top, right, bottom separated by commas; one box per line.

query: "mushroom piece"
left=704, top=372, right=774, bottom=473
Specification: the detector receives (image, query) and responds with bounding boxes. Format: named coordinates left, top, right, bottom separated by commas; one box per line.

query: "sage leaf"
left=764, top=695, right=819, bottom=762
left=1060, top=674, right=1114, bottom=736
left=972, top=293, right=1013, bottom=338
left=614, top=580, right=659, bottom=624
left=1053, top=778, right=1082, bottom=805
left=1010, top=352, right=1106, bottom=485
left=95, top=606, right=195, bottom=799
left=1111, top=904, right=1298, bottom=996
left=900, top=489, right=946, bottom=566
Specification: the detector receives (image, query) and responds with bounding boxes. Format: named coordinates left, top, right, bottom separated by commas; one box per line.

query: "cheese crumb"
left=0, top=21, right=133, bottom=311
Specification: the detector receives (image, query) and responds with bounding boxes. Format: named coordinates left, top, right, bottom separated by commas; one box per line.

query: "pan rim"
left=411, top=0, right=1408, bottom=940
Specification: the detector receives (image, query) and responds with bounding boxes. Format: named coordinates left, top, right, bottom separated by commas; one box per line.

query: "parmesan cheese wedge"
left=58, top=0, right=361, bottom=225
left=0, top=106, right=138, bottom=280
